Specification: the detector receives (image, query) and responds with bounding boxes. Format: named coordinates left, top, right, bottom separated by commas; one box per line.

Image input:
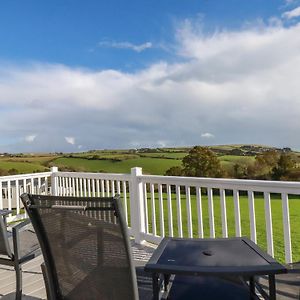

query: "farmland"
left=0, top=144, right=298, bottom=176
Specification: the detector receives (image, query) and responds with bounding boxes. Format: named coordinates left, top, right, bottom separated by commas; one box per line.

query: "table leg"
left=164, top=274, right=171, bottom=291
left=269, top=274, right=276, bottom=300
left=249, top=276, right=255, bottom=298
left=152, top=273, right=160, bottom=300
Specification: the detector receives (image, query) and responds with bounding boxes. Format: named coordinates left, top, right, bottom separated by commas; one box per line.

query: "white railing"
left=0, top=170, right=52, bottom=222
left=1, top=166, right=300, bottom=264
left=138, top=174, right=300, bottom=264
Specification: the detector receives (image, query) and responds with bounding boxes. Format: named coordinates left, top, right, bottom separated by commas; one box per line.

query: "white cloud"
left=201, top=133, right=214, bottom=139
left=1, top=19, right=300, bottom=152
left=24, top=134, right=37, bottom=142
left=98, top=41, right=152, bottom=52
left=282, top=6, right=300, bottom=19
left=65, top=137, right=75, bottom=145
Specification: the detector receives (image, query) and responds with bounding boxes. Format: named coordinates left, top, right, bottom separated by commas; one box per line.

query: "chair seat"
left=167, top=275, right=259, bottom=300
left=8, top=228, right=40, bottom=258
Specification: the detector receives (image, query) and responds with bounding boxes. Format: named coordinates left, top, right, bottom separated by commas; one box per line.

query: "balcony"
left=1, top=167, right=300, bottom=299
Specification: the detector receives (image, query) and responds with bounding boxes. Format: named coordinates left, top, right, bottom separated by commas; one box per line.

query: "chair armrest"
left=11, top=219, right=32, bottom=260
left=0, top=209, right=13, bottom=217
left=11, top=218, right=31, bottom=232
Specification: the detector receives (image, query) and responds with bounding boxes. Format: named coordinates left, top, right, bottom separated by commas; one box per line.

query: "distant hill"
left=0, top=144, right=298, bottom=176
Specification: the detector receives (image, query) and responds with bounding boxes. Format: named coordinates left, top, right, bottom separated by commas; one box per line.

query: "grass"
left=0, top=160, right=48, bottom=173
left=141, top=191, right=300, bottom=263
left=53, top=157, right=182, bottom=175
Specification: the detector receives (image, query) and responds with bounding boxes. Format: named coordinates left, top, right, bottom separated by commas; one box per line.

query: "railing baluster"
left=101, top=180, right=105, bottom=197
left=23, top=179, right=27, bottom=193
left=69, top=177, right=72, bottom=196
left=248, top=191, right=257, bottom=243
left=123, top=181, right=128, bottom=224
left=83, top=179, right=87, bottom=197
left=185, top=186, right=193, bottom=238
left=111, top=180, right=115, bottom=196
left=282, top=193, right=292, bottom=263
left=71, top=177, right=75, bottom=196
left=15, top=180, right=20, bottom=214
left=111, top=180, right=117, bottom=222
left=31, top=178, right=34, bottom=194
left=158, top=184, right=165, bottom=237
left=87, top=179, right=91, bottom=197
left=7, top=181, right=12, bottom=211
left=76, top=178, right=79, bottom=197
left=144, top=183, right=149, bottom=234
left=233, top=189, right=241, bottom=237
left=58, top=177, right=61, bottom=196
left=38, top=177, right=41, bottom=194
left=167, top=184, right=173, bottom=237
left=96, top=179, right=100, bottom=197
left=0, top=181, right=3, bottom=210
left=264, top=192, right=274, bottom=257
left=196, top=187, right=203, bottom=238
left=207, top=188, right=215, bottom=238
left=220, top=189, right=228, bottom=238
left=176, top=185, right=183, bottom=238
left=45, top=176, right=49, bottom=195
left=65, top=177, right=69, bottom=196
left=117, top=181, right=121, bottom=195
left=106, top=180, right=110, bottom=197
left=150, top=183, right=156, bottom=235
left=79, top=178, right=83, bottom=197
left=92, top=179, right=95, bottom=197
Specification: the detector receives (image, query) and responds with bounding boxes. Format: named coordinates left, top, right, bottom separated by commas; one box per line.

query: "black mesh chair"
left=20, top=193, right=139, bottom=300
left=0, top=210, right=40, bottom=300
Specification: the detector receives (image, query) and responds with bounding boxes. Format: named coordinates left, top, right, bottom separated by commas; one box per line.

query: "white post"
left=130, top=167, right=146, bottom=244
left=51, top=166, right=58, bottom=196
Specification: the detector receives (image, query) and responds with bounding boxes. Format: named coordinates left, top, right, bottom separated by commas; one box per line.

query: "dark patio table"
left=144, top=237, right=287, bottom=300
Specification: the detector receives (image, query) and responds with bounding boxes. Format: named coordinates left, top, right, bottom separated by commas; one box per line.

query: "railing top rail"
left=0, top=171, right=52, bottom=182
left=138, top=175, right=300, bottom=194
left=55, top=171, right=131, bottom=181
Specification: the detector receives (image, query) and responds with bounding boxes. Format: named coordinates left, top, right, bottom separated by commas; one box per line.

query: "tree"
left=182, top=146, right=224, bottom=178
left=271, top=153, right=296, bottom=180
left=247, top=150, right=280, bottom=179
left=165, top=166, right=184, bottom=176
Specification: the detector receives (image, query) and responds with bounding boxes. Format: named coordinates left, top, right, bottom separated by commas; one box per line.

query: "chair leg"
left=15, top=263, right=22, bottom=300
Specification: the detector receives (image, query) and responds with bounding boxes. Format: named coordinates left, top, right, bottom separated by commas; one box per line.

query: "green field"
left=53, top=157, right=182, bottom=175
left=0, top=160, right=48, bottom=173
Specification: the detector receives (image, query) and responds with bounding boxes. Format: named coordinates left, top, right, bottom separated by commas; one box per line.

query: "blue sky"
left=1, top=0, right=300, bottom=152
left=0, top=0, right=287, bottom=70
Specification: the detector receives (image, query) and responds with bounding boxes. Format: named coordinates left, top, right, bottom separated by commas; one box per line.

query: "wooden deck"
left=0, top=242, right=299, bottom=299
left=0, top=241, right=156, bottom=299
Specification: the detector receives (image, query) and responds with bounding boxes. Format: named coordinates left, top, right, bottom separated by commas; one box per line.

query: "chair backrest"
left=0, top=211, right=12, bottom=257
left=21, top=194, right=139, bottom=300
